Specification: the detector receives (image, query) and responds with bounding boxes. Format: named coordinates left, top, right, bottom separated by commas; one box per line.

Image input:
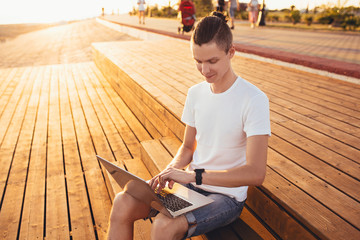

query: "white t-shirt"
left=181, top=76, right=271, bottom=201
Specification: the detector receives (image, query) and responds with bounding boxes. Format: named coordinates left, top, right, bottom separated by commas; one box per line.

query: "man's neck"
left=211, top=71, right=237, bottom=94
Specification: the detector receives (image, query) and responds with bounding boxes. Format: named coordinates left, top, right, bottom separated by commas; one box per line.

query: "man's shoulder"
left=189, top=81, right=207, bottom=91
left=235, top=77, right=267, bottom=99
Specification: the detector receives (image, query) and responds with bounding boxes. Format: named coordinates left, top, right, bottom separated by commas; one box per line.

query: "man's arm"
left=201, top=135, right=268, bottom=187
left=150, top=134, right=268, bottom=190
left=149, top=125, right=196, bottom=190
left=167, top=125, right=196, bottom=169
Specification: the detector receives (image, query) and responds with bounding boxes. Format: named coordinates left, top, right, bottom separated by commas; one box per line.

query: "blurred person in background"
left=137, top=0, right=146, bottom=24
left=228, top=0, right=239, bottom=29
left=247, top=0, right=259, bottom=28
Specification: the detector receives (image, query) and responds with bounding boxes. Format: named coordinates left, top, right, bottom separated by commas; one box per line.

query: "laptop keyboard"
left=156, top=190, right=193, bottom=212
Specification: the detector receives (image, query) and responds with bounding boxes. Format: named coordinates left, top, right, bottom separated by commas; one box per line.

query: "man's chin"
left=205, top=75, right=216, bottom=83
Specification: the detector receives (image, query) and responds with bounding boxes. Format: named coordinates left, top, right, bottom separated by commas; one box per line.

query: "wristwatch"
left=194, top=168, right=205, bottom=185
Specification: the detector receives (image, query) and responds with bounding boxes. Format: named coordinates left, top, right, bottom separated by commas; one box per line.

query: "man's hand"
left=148, top=167, right=195, bottom=193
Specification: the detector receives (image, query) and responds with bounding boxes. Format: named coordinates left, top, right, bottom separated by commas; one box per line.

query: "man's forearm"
left=167, top=144, right=194, bottom=170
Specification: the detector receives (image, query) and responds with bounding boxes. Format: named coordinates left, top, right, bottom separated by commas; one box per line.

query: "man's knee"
left=151, top=214, right=188, bottom=240
left=110, top=192, right=149, bottom=223
left=110, top=192, right=132, bottom=221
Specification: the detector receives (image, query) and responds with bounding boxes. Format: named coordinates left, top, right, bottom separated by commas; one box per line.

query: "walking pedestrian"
left=247, top=0, right=259, bottom=28
left=228, top=0, right=239, bottom=29
left=137, top=0, right=146, bottom=24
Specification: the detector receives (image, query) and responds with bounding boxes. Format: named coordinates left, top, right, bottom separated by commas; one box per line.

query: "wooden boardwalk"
left=0, top=62, right=155, bottom=239
left=0, top=35, right=359, bottom=239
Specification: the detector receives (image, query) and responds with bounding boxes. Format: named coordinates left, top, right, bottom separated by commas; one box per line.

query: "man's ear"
left=229, top=45, right=236, bottom=59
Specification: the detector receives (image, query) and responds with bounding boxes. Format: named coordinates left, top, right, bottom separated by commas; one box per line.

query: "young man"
left=106, top=11, right=271, bottom=240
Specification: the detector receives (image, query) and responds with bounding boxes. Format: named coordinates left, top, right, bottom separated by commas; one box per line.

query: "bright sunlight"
left=0, top=0, right=359, bottom=24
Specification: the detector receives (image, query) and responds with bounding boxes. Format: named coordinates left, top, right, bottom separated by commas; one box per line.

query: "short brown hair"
left=191, top=12, right=233, bottom=53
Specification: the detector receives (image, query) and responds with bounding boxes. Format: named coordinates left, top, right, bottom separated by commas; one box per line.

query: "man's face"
left=191, top=41, right=234, bottom=84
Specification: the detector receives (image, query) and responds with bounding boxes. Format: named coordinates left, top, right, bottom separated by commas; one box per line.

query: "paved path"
left=104, top=14, right=360, bottom=78
left=0, top=19, right=137, bottom=68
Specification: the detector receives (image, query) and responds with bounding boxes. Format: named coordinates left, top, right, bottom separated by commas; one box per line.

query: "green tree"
left=193, top=0, right=213, bottom=17
left=291, top=10, right=301, bottom=24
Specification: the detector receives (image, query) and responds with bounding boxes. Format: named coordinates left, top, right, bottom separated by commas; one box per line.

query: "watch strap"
left=194, top=168, right=205, bottom=185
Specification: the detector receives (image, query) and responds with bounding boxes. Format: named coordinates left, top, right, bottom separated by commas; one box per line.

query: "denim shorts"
left=183, top=183, right=245, bottom=238
left=146, top=184, right=245, bottom=238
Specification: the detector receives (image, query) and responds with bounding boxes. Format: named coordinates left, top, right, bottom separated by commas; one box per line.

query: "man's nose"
left=201, top=63, right=210, bottom=75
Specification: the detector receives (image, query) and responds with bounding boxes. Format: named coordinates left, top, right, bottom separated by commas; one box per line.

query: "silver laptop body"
left=96, top=155, right=213, bottom=218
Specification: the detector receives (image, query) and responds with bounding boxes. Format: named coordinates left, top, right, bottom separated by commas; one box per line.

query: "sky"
left=0, top=0, right=359, bottom=24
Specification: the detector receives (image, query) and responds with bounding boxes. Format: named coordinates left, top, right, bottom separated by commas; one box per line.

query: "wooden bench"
left=92, top=39, right=360, bottom=240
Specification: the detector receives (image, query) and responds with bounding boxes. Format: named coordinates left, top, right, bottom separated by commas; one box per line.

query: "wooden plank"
left=270, top=119, right=360, bottom=179
left=85, top=63, right=152, bottom=158
left=238, top=64, right=360, bottom=118
left=115, top=70, right=179, bottom=139
left=19, top=66, right=50, bottom=239
left=249, top=77, right=360, bottom=129
left=257, top=167, right=360, bottom=240
left=269, top=134, right=360, bottom=202
left=74, top=62, right=130, bottom=201
left=0, top=67, right=37, bottom=201
left=159, top=136, right=182, bottom=156
left=0, top=65, right=41, bottom=239
left=140, top=139, right=173, bottom=176
left=0, top=66, right=44, bottom=239
left=104, top=43, right=186, bottom=118
left=230, top=218, right=264, bottom=240
left=0, top=67, right=15, bottom=92
left=267, top=148, right=360, bottom=229
left=235, top=58, right=360, bottom=107
left=45, top=65, right=69, bottom=239
left=65, top=63, right=112, bottom=239
left=0, top=67, right=23, bottom=117
left=96, top=54, right=164, bottom=139
left=239, top=207, right=277, bottom=240
left=269, top=95, right=360, bottom=138
left=127, top=54, right=188, bottom=104
left=76, top=66, right=156, bottom=240
left=0, top=67, right=12, bottom=86
left=59, top=64, right=96, bottom=239
left=90, top=63, right=154, bottom=143
left=93, top=44, right=185, bottom=140
left=270, top=110, right=359, bottom=161
left=247, top=186, right=317, bottom=240
left=0, top=67, right=32, bottom=145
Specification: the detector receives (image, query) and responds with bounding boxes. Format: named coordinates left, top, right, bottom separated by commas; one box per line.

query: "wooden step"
left=92, top=42, right=185, bottom=140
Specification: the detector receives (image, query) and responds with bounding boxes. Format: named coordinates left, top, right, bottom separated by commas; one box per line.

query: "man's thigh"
left=184, top=190, right=245, bottom=238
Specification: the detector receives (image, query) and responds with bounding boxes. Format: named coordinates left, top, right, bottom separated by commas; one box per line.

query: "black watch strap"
left=194, top=168, right=205, bottom=185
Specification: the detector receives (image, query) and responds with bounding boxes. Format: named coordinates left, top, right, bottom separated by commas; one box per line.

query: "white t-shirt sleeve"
left=243, top=93, right=271, bottom=137
left=181, top=88, right=195, bottom=127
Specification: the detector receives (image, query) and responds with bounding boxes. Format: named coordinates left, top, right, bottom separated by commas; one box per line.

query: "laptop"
left=96, top=155, right=213, bottom=218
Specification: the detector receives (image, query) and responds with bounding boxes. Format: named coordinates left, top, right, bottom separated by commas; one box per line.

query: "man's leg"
left=151, top=213, right=189, bottom=240
left=107, top=192, right=151, bottom=240
left=229, top=8, right=235, bottom=29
